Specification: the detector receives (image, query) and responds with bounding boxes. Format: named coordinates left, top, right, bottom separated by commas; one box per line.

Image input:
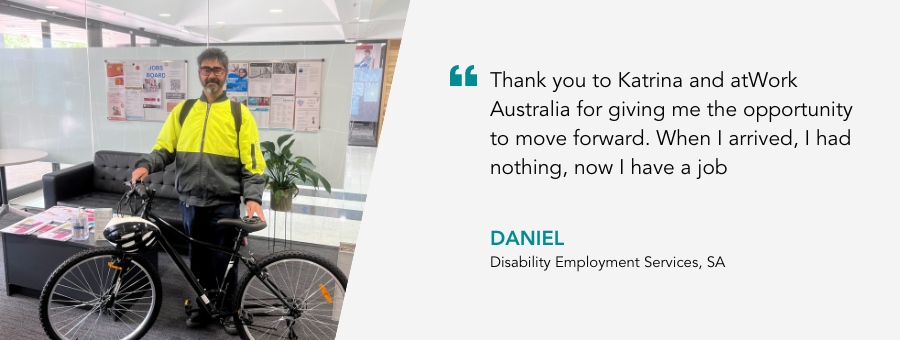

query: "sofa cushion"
left=92, top=150, right=179, bottom=201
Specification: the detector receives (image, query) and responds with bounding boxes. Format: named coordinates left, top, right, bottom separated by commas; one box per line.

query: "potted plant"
left=261, top=133, right=332, bottom=212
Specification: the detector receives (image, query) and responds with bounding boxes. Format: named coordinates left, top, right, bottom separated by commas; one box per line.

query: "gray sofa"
left=42, top=150, right=188, bottom=254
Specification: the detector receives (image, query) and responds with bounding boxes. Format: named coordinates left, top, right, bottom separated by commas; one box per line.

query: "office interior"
left=0, top=0, right=404, bottom=283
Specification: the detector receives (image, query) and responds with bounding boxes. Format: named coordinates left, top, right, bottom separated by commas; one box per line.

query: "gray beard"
left=204, top=82, right=220, bottom=95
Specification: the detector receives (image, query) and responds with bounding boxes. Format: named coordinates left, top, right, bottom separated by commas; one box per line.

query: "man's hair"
left=197, top=48, right=228, bottom=68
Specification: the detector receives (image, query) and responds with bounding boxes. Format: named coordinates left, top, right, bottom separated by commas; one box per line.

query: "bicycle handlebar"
left=123, top=181, right=149, bottom=199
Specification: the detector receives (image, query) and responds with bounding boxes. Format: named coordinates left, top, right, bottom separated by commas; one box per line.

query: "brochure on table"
left=1, top=206, right=108, bottom=242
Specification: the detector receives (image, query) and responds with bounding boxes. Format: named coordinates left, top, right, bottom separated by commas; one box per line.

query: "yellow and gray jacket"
left=136, top=93, right=266, bottom=207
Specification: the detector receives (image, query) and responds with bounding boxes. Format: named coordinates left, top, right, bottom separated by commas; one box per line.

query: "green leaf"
left=283, top=139, right=295, bottom=154
left=276, top=134, right=292, bottom=147
left=303, top=168, right=332, bottom=193
left=319, top=175, right=331, bottom=193
left=260, top=141, right=276, bottom=154
left=297, top=156, right=314, bottom=167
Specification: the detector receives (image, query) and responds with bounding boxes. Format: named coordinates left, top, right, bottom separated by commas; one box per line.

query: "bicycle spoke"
left=63, top=302, right=102, bottom=337
left=85, top=305, right=106, bottom=340
left=112, top=304, right=146, bottom=324
left=42, top=250, right=160, bottom=340
left=239, top=254, right=346, bottom=340
left=55, top=304, right=100, bottom=334
left=75, top=265, right=98, bottom=298
left=299, top=320, right=329, bottom=340
left=60, top=275, right=98, bottom=299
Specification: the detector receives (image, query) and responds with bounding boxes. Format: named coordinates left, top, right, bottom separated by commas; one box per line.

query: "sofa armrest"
left=42, top=161, right=94, bottom=208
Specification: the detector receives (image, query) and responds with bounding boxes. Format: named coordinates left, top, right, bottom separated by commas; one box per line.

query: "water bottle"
left=72, top=207, right=89, bottom=240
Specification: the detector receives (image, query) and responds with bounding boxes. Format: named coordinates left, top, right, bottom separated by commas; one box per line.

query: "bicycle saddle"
left=218, top=216, right=267, bottom=233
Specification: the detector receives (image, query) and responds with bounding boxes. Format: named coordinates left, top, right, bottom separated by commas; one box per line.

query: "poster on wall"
left=294, top=61, right=322, bottom=97
left=293, top=60, right=324, bottom=132
left=248, top=96, right=271, bottom=129
left=107, top=90, right=126, bottom=121
left=272, top=62, right=297, bottom=95
left=269, top=95, right=295, bottom=129
left=106, top=63, right=126, bottom=121
left=228, top=59, right=323, bottom=132
left=249, top=63, right=273, bottom=97
left=124, top=62, right=142, bottom=88
left=227, top=63, right=249, bottom=92
left=125, top=89, right=144, bottom=119
left=227, top=63, right=249, bottom=109
left=353, top=44, right=382, bottom=69
left=142, top=78, right=162, bottom=108
left=294, top=96, right=321, bottom=131
left=106, top=60, right=187, bottom=122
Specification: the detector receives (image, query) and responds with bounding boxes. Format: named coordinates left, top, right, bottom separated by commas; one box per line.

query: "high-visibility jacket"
left=136, top=93, right=266, bottom=207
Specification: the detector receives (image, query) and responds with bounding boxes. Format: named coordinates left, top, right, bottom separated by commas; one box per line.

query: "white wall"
left=0, top=44, right=355, bottom=189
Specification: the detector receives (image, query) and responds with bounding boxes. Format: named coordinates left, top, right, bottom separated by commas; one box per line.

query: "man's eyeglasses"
left=200, top=67, right=226, bottom=76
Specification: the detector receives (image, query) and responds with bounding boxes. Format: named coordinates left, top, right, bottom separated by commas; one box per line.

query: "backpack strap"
left=231, top=100, right=242, bottom=153
left=178, top=99, right=197, bottom=127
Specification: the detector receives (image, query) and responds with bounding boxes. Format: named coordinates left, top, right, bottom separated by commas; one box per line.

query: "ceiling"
left=1, top=0, right=408, bottom=44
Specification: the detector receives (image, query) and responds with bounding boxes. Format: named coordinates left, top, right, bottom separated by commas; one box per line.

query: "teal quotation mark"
left=450, top=65, right=477, bottom=86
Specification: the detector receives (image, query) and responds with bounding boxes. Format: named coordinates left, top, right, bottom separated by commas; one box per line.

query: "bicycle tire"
left=234, top=250, right=348, bottom=340
left=39, top=247, right=162, bottom=340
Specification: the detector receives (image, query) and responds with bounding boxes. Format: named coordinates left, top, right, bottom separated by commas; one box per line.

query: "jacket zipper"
left=251, top=143, right=256, bottom=169
left=200, top=102, right=212, bottom=152
left=199, top=101, right=213, bottom=201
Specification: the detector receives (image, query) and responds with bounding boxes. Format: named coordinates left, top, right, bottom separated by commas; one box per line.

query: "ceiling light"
left=216, top=21, right=226, bottom=24
left=35, top=19, right=47, bottom=22
left=181, top=29, right=189, bottom=33
left=359, top=19, right=370, bottom=22
left=45, top=5, right=58, bottom=9
left=345, top=39, right=356, bottom=43
left=270, top=9, right=283, bottom=13
left=159, top=13, right=171, bottom=17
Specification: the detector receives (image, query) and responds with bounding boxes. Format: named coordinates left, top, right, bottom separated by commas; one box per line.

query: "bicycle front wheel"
left=39, top=247, right=162, bottom=340
left=235, top=250, right=348, bottom=340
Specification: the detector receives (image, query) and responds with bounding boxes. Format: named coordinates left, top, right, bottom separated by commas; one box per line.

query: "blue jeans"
left=180, top=202, right=240, bottom=300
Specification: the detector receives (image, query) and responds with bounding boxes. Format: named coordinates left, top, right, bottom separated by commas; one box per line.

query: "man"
left=131, top=47, right=266, bottom=334
left=355, top=49, right=373, bottom=68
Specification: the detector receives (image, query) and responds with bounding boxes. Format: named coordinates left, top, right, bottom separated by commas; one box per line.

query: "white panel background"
left=339, top=1, right=900, bottom=339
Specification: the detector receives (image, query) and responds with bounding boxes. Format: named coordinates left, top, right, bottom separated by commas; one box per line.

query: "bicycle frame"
left=129, top=185, right=297, bottom=321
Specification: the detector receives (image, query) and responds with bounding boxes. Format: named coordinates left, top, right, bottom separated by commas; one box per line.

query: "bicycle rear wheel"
left=235, top=250, right=348, bottom=340
left=39, top=247, right=162, bottom=340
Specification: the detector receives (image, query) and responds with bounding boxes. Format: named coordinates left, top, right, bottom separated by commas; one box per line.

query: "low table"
left=2, top=231, right=158, bottom=298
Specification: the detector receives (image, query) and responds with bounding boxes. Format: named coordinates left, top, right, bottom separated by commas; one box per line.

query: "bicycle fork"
left=104, top=256, right=133, bottom=321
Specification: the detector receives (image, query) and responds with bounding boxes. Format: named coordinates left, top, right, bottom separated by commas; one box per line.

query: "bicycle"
left=38, top=181, right=348, bottom=339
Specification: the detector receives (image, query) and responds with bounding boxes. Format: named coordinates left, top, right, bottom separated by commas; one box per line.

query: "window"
left=0, top=13, right=42, bottom=48
left=102, top=28, right=131, bottom=47
left=50, top=23, right=86, bottom=48
left=136, top=36, right=154, bottom=47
